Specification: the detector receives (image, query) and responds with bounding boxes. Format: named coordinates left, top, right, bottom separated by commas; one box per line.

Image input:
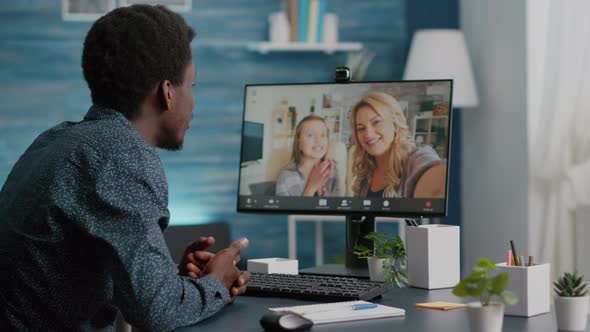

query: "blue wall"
left=0, top=0, right=458, bottom=267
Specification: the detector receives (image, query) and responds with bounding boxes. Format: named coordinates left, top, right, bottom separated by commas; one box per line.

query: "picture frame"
left=62, top=0, right=192, bottom=21
left=119, top=0, right=192, bottom=12
left=62, top=0, right=116, bottom=21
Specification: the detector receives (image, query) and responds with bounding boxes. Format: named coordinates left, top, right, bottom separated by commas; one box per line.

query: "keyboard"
left=245, top=272, right=392, bottom=301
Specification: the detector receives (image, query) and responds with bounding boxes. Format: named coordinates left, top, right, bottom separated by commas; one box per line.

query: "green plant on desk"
left=553, top=270, right=589, bottom=331
left=353, top=231, right=408, bottom=287
left=452, top=257, right=518, bottom=306
left=554, top=271, right=588, bottom=297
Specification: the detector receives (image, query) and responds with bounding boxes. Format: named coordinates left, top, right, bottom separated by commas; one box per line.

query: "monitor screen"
left=237, top=80, right=453, bottom=218
left=241, top=121, right=264, bottom=163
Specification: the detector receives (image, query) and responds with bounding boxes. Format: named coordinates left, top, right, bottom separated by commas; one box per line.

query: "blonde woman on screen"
left=276, top=115, right=341, bottom=197
left=349, top=91, right=445, bottom=198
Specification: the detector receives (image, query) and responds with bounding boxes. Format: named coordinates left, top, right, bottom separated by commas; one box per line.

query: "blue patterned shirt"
left=0, top=106, right=229, bottom=331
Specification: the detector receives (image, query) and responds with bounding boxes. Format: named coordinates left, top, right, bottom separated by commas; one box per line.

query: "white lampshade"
left=404, top=29, right=479, bottom=108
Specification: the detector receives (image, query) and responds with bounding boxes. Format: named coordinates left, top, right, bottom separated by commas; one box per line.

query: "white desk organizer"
left=495, top=262, right=550, bottom=317
left=247, top=258, right=298, bottom=275
left=407, top=225, right=460, bottom=289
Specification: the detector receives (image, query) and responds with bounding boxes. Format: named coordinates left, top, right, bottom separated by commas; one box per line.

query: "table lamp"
left=404, top=29, right=479, bottom=108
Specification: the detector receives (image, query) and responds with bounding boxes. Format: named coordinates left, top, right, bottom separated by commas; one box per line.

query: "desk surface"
left=178, top=287, right=590, bottom=332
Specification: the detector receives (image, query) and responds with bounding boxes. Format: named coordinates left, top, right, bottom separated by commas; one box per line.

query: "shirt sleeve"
left=402, top=146, right=445, bottom=198
left=78, top=148, right=230, bottom=331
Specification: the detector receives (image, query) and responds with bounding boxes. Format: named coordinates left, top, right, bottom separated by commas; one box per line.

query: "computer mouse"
left=260, top=310, right=314, bottom=332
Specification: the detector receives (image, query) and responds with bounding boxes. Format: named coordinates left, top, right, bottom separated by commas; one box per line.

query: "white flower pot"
left=555, top=296, right=589, bottom=331
left=367, top=257, right=388, bottom=282
left=466, top=302, right=504, bottom=332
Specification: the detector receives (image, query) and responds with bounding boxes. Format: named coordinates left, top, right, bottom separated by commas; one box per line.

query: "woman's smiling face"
left=355, top=105, right=395, bottom=157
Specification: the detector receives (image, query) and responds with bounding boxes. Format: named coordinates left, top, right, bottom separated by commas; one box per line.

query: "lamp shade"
left=404, top=29, right=479, bottom=108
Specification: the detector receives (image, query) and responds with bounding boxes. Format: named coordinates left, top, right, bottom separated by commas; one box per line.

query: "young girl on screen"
left=276, top=115, right=341, bottom=197
left=349, top=91, right=445, bottom=198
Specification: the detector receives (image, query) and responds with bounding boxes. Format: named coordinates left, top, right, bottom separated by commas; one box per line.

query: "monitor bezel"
left=236, top=79, right=454, bottom=218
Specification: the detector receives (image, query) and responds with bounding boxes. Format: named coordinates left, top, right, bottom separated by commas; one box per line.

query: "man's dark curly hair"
left=82, top=5, right=195, bottom=119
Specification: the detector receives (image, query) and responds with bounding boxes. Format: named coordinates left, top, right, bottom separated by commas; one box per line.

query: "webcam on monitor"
left=333, top=66, right=352, bottom=83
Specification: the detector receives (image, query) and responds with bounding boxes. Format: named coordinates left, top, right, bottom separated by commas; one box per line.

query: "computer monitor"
left=237, top=80, right=453, bottom=273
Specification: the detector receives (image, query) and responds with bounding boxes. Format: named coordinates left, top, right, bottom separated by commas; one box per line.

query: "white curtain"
left=529, top=0, right=590, bottom=278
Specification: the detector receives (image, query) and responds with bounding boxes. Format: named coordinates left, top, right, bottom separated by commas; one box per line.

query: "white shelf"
left=247, top=42, right=363, bottom=54
left=415, top=115, right=448, bottom=119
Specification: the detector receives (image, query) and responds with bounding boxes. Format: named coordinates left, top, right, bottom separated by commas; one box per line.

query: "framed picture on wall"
left=62, top=0, right=116, bottom=21
left=119, top=0, right=192, bottom=12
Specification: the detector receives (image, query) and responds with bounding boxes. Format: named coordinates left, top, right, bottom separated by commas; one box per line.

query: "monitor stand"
left=299, top=215, right=375, bottom=279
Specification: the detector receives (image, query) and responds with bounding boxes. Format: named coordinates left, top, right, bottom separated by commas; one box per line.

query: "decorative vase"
left=367, top=257, right=387, bottom=282
left=322, top=13, right=338, bottom=44
left=555, top=296, right=589, bottom=331
left=466, top=302, right=504, bottom=332
left=268, top=12, right=289, bottom=44
left=367, top=257, right=408, bottom=287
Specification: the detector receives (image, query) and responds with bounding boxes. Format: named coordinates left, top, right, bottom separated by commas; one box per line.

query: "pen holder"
left=495, top=262, right=550, bottom=317
left=406, top=225, right=460, bottom=289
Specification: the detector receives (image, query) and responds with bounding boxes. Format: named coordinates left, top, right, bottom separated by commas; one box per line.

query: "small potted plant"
left=452, top=257, right=518, bottom=332
left=553, top=271, right=589, bottom=331
left=353, top=231, right=408, bottom=287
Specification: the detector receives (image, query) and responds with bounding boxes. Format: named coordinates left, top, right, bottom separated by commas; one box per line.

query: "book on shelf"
left=297, top=0, right=309, bottom=43
left=291, top=0, right=326, bottom=43
left=287, top=0, right=298, bottom=42
left=316, top=0, right=326, bottom=43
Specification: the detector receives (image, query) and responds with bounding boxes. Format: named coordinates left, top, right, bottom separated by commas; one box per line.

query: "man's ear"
left=157, top=80, right=174, bottom=111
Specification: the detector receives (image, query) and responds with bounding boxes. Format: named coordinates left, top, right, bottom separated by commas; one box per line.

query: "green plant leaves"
left=383, top=258, right=408, bottom=288
left=352, top=244, right=372, bottom=259
left=490, top=272, right=509, bottom=293
left=452, top=274, right=486, bottom=298
left=473, top=257, right=495, bottom=273
left=354, top=232, right=408, bottom=288
left=353, top=232, right=406, bottom=260
left=393, top=235, right=406, bottom=259
left=499, top=291, right=518, bottom=305
left=452, top=257, right=518, bottom=306
left=575, top=284, right=588, bottom=297
left=554, top=271, right=589, bottom=297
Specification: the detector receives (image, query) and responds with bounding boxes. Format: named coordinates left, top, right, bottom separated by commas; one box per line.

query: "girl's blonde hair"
left=291, top=115, right=329, bottom=165
left=348, top=91, right=415, bottom=197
